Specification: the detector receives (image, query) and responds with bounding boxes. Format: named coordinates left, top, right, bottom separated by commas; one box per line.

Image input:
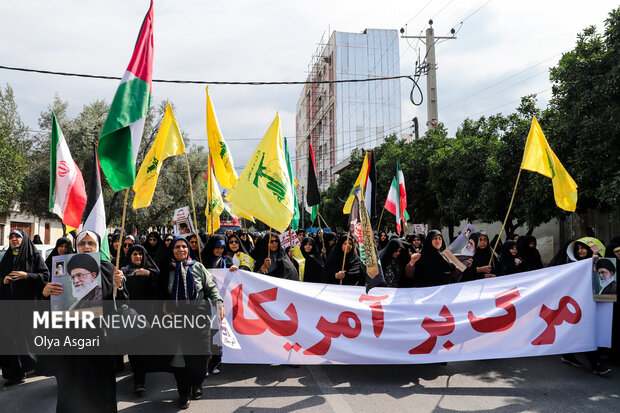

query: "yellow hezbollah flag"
left=342, top=152, right=370, bottom=214
left=206, top=87, right=237, bottom=189
left=226, top=114, right=294, bottom=233
left=132, top=104, right=186, bottom=209
left=205, top=155, right=224, bottom=234
left=520, top=116, right=578, bottom=212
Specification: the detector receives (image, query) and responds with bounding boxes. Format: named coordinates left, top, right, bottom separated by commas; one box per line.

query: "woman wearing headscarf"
left=603, top=235, right=620, bottom=358
left=225, top=233, right=254, bottom=271
left=119, top=235, right=137, bottom=268
left=497, top=240, right=528, bottom=276
left=321, top=234, right=367, bottom=286
left=121, top=244, right=159, bottom=394
left=186, top=234, right=203, bottom=262
left=45, top=237, right=74, bottom=275
left=109, top=233, right=121, bottom=266
left=411, top=230, right=453, bottom=287
left=322, top=232, right=337, bottom=260
left=252, top=233, right=299, bottom=280
left=157, top=236, right=224, bottom=409
left=378, top=238, right=417, bottom=288
left=202, top=234, right=234, bottom=270
left=409, top=233, right=425, bottom=254
left=143, top=232, right=162, bottom=260
left=460, top=231, right=499, bottom=282
left=555, top=237, right=611, bottom=376
left=377, top=231, right=389, bottom=251
left=42, top=230, right=127, bottom=413
left=201, top=234, right=238, bottom=377
left=0, top=229, right=49, bottom=386
left=236, top=229, right=254, bottom=254
left=517, top=235, right=543, bottom=270
left=300, top=237, right=324, bottom=283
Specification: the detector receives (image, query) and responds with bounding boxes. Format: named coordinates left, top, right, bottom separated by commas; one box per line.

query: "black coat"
left=321, top=235, right=366, bottom=286
left=414, top=230, right=453, bottom=287
left=301, top=237, right=324, bottom=283
left=0, top=229, right=49, bottom=300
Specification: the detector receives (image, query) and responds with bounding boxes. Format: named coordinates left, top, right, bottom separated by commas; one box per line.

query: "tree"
left=16, top=95, right=211, bottom=234
left=547, top=8, right=620, bottom=213
left=0, top=84, right=30, bottom=216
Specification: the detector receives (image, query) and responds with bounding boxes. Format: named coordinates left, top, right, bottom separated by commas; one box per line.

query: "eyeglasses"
left=229, top=240, right=239, bottom=244
left=123, top=243, right=133, bottom=247
left=269, top=239, right=278, bottom=244
left=77, top=241, right=97, bottom=248
left=70, top=271, right=93, bottom=279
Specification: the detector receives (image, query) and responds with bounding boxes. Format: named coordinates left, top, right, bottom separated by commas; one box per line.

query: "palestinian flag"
left=49, top=113, right=87, bottom=232
left=83, top=145, right=111, bottom=262
left=98, top=1, right=154, bottom=192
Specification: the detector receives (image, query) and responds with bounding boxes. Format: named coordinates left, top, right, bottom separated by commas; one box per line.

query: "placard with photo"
left=52, top=252, right=102, bottom=312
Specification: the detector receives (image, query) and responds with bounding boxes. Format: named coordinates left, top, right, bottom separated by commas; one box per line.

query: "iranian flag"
left=384, top=162, right=410, bottom=233
left=48, top=112, right=87, bottom=232
left=98, top=1, right=154, bottom=192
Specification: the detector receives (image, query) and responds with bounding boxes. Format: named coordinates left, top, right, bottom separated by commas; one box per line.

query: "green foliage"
left=547, top=8, right=620, bottom=212
left=15, top=95, right=210, bottom=233
left=0, top=85, right=29, bottom=215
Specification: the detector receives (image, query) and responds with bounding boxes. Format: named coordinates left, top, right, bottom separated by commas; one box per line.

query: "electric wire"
left=0, top=64, right=414, bottom=86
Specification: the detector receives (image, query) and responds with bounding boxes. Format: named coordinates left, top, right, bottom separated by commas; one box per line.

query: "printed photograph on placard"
left=593, top=257, right=617, bottom=302
left=448, top=223, right=476, bottom=257
left=52, top=252, right=102, bottom=311
left=172, top=206, right=196, bottom=235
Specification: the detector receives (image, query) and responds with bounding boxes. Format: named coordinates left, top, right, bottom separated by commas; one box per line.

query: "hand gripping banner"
left=209, top=259, right=611, bottom=365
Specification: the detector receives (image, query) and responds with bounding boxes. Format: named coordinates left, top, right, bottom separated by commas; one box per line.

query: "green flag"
left=284, top=137, right=300, bottom=230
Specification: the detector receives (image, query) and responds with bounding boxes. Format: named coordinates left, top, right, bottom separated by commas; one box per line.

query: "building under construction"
left=295, top=28, right=402, bottom=198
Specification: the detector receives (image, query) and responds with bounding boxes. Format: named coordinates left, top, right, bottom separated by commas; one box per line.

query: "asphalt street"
left=2, top=354, right=619, bottom=412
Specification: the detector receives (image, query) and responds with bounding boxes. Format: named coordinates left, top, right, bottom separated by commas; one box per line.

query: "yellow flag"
left=520, top=116, right=578, bottom=212
left=342, top=152, right=370, bottom=214
left=226, top=114, right=294, bottom=232
left=206, top=87, right=237, bottom=189
left=205, top=155, right=224, bottom=234
left=132, top=104, right=186, bottom=209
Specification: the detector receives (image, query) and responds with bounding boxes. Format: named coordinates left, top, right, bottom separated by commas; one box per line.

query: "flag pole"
left=207, top=153, right=213, bottom=235
left=317, top=210, right=330, bottom=230
left=340, top=231, right=350, bottom=285
left=184, top=153, right=203, bottom=264
left=267, top=226, right=271, bottom=262
left=376, top=206, right=386, bottom=234
left=114, top=188, right=129, bottom=298
left=489, top=168, right=523, bottom=266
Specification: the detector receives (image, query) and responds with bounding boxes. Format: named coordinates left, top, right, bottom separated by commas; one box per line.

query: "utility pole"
left=402, top=20, right=456, bottom=128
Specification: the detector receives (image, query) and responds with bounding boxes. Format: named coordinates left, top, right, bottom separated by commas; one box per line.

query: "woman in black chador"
left=322, top=234, right=367, bottom=286
left=300, top=237, right=324, bottom=283
left=412, top=230, right=453, bottom=287
left=0, top=229, right=49, bottom=386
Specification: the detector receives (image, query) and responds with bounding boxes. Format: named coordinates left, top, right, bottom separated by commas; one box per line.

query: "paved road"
left=2, top=354, right=619, bottom=412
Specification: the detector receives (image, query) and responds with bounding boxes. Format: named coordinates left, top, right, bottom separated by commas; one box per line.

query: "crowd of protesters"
left=0, top=225, right=618, bottom=411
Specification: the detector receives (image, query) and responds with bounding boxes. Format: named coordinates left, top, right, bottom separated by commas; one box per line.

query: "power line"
left=441, top=69, right=549, bottom=117
left=442, top=87, right=552, bottom=125
left=441, top=50, right=566, bottom=111
left=0, top=64, right=414, bottom=86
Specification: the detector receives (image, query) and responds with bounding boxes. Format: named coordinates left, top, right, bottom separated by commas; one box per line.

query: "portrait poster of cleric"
left=593, top=257, right=617, bottom=302
left=51, top=252, right=102, bottom=312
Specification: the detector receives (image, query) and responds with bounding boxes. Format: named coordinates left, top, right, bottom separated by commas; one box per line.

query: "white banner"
left=210, top=259, right=609, bottom=365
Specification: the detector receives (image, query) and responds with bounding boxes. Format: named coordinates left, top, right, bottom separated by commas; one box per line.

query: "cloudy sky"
left=2, top=1, right=617, bottom=171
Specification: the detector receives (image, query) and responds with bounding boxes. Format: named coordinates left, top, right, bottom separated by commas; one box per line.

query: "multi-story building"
left=295, top=28, right=402, bottom=198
